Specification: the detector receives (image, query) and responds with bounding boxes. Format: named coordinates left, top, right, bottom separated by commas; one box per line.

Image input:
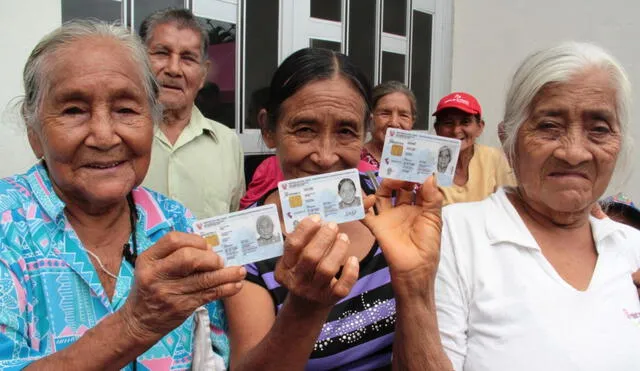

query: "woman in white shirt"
left=423, top=42, right=640, bottom=370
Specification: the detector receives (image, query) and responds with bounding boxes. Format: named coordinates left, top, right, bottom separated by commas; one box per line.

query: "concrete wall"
left=0, top=1, right=61, bottom=176
left=450, top=0, right=640, bottom=199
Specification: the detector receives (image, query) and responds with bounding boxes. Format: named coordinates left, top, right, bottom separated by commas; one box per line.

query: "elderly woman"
left=419, top=42, right=640, bottom=371
left=0, top=21, right=246, bottom=369
left=361, top=81, right=417, bottom=169
left=224, top=48, right=449, bottom=370
left=433, top=92, right=516, bottom=205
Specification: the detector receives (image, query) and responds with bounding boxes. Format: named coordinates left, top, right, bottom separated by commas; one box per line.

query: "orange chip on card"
left=204, top=233, right=220, bottom=247
left=391, top=144, right=404, bottom=156
left=288, top=195, right=303, bottom=208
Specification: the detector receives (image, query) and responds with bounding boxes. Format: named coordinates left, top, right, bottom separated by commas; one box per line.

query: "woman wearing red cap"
left=433, top=92, right=515, bottom=205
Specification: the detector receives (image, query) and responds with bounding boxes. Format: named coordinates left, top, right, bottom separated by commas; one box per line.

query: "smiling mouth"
left=161, top=85, right=183, bottom=91
left=549, top=171, right=589, bottom=180
left=85, top=161, right=125, bottom=170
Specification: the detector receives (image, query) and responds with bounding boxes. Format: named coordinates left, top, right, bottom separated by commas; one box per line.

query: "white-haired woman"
left=0, top=20, right=245, bottom=369
left=419, top=42, right=640, bottom=370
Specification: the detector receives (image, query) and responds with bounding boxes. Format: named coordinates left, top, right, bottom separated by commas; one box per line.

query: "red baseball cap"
left=432, top=92, right=482, bottom=117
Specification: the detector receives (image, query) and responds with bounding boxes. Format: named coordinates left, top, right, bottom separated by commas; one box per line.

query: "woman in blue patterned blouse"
left=0, top=20, right=245, bottom=370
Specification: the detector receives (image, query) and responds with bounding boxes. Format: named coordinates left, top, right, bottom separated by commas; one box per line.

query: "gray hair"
left=21, top=19, right=162, bottom=129
left=501, top=42, right=632, bottom=189
left=138, top=7, right=209, bottom=62
left=372, top=80, right=418, bottom=118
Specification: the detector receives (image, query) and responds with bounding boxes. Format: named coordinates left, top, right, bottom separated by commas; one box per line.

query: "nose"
left=453, top=122, right=465, bottom=137
left=165, top=54, right=182, bottom=77
left=309, top=135, right=340, bottom=170
left=387, top=111, right=401, bottom=128
left=85, top=110, right=122, bottom=151
left=554, top=128, right=593, bottom=166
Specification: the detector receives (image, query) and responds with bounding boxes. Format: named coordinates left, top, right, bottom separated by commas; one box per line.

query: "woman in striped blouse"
left=224, top=48, right=449, bottom=371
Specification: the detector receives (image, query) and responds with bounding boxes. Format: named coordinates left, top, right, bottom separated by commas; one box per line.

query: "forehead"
left=148, top=22, right=202, bottom=52
left=436, top=109, right=475, bottom=121
left=531, top=68, right=617, bottom=113
left=46, top=36, right=146, bottom=97
left=280, top=76, right=366, bottom=120
left=377, top=92, right=411, bottom=108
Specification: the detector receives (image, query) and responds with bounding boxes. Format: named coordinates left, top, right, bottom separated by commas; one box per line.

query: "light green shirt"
left=143, top=106, right=245, bottom=219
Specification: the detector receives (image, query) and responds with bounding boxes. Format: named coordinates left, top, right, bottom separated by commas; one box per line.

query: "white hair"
left=501, top=42, right=632, bottom=190
left=21, top=19, right=162, bottom=130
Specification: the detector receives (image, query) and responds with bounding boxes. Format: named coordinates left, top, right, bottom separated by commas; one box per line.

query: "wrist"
left=115, top=305, right=162, bottom=349
left=390, top=268, right=436, bottom=303
left=283, top=294, right=333, bottom=319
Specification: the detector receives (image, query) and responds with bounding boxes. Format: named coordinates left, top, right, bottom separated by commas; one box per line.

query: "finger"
left=416, top=174, right=443, bottom=213
left=281, top=215, right=323, bottom=269
left=146, top=232, right=209, bottom=260
left=295, top=222, right=339, bottom=279
left=199, top=281, right=245, bottom=303
left=591, top=203, right=608, bottom=220
left=158, top=247, right=224, bottom=278
left=176, top=266, right=247, bottom=294
left=330, top=256, right=359, bottom=299
left=312, top=233, right=350, bottom=287
left=632, top=270, right=640, bottom=287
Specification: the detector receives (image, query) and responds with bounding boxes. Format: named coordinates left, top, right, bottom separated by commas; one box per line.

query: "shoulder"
left=475, top=144, right=505, bottom=161
left=204, top=117, right=241, bottom=143
left=133, top=186, right=195, bottom=232
left=0, top=173, right=32, bottom=214
left=443, top=192, right=497, bottom=222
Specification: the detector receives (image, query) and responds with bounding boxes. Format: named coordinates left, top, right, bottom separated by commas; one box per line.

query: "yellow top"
left=439, top=144, right=516, bottom=205
left=142, top=106, right=245, bottom=219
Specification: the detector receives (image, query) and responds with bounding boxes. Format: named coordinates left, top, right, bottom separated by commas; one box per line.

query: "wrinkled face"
left=257, top=216, right=274, bottom=238
left=435, top=109, right=484, bottom=151
left=339, top=180, right=356, bottom=203
left=514, top=68, right=621, bottom=215
left=146, top=22, right=207, bottom=112
left=263, top=76, right=366, bottom=180
left=29, top=36, right=154, bottom=210
left=438, top=147, right=451, bottom=172
left=372, top=92, right=415, bottom=145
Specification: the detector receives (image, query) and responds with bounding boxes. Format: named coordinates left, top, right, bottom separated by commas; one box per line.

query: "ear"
left=497, top=121, right=507, bottom=145
left=477, top=118, right=486, bottom=134
left=27, top=127, right=44, bottom=159
left=199, top=60, right=211, bottom=90
left=259, top=109, right=276, bottom=149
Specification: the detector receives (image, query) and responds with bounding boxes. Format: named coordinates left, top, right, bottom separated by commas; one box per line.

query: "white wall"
left=0, top=1, right=61, bottom=177
left=451, top=0, right=640, bottom=200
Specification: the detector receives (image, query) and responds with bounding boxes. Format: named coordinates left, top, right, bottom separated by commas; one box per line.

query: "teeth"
left=88, top=162, right=120, bottom=169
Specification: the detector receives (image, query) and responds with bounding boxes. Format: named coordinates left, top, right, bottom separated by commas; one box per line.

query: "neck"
left=506, top=187, right=591, bottom=230
left=364, top=140, right=383, bottom=161
left=456, top=144, right=475, bottom=172
left=161, top=105, right=193, bottom=144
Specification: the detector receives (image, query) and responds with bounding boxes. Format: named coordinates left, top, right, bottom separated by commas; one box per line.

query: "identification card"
left=378, top=128, right=461, bottom=186
left=192, top=204, right=284, bottom=266
left=278, top=168, right=365, bottom=233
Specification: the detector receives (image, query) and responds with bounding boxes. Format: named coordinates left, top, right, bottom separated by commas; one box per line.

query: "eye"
left=116, top=107, right=137, bottom=115
left=536, top=121, right=559, bottom=131
left=62, top=106, right=84, bottom=115
left=591, top=125, right=611, bottom=134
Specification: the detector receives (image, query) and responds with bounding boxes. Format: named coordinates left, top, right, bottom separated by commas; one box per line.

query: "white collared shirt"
left=436, top=188, right=640, bottom=371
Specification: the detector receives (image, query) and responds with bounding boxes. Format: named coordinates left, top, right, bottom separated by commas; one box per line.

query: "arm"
left=225, top=283, right=332, bottom=370
left=226, top=217, right=359, bottom=371
left=361, top=177, right=454, bottom=370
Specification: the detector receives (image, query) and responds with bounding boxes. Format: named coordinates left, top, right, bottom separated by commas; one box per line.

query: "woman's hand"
left=274, top=215, right=360, bottom=311
left=633, top=269, right=640, bottom=299
left=119, top=232, right=246, bottom=343
left=362, top=176, right=443, bottom=287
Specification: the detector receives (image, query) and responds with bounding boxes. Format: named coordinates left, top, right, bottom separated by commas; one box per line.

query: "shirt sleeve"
left=435, top=212, right=470, bottom=371
left=0, top=253, right=41, bottom=370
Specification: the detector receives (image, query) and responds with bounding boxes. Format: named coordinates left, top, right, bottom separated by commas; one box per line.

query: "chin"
left=543, top=192, right=593, bottom=214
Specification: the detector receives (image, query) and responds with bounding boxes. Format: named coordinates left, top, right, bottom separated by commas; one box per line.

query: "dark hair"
left=372, top=80, right=418, bottom=118
left=264, top=47, right=372, bottom=131
left=433, top=109, right=482, bottom=127
left=139, top=8, right=209, bottom=60
left=338, top=178, right=356, bottom=192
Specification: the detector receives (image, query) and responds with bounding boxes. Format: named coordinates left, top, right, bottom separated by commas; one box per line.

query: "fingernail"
left=310, top=214, right=321, bottom=223
left=238, top=266, right=246, bottom=276
left=432, top=171, right=438, bottom=186
left=327, top=222, right=338, bottom=231
left=339, top=233, right=350, bottom=243
left=235, top=282, right=243, bottom=289
left=348, top=256, right=358, bottom=266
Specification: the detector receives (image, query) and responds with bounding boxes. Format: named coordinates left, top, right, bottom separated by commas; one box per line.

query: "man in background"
left=140, top=8, right=244, bottom=219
